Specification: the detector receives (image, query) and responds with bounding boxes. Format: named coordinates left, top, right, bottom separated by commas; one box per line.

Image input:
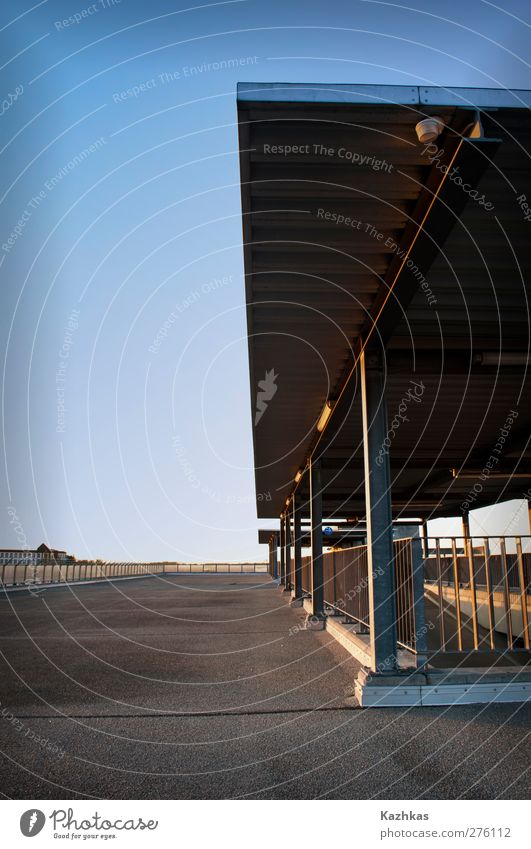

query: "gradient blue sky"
left=1, top=0, right=530, bottom=561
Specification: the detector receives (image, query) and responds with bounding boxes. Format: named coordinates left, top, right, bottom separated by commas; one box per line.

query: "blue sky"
left=1, top=0, right=530, bottom=561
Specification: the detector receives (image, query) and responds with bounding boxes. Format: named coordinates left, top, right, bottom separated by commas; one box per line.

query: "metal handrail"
left=423, top=535, right=531, bottom=654
left=0, top=560, right=269, bottom=588
left=302, top=533, right=531, bottom=659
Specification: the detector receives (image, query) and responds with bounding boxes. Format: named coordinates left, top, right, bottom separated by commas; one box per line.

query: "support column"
left=360, top=349, right=397, bottom=673
left=421, top=518, right=428, bottom=558
left=279, top=514, right=285, bottom=587
left=291, top=491, right=303, bottom=606
left=462, top=511, right=471, bottom=555
left=285, top=505, right=292, bottom=591
left=309, top=457, right=325, bottom=624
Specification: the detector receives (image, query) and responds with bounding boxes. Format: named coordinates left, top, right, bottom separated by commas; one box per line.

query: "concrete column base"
left=355, top=666, right=531, bottom=707
left=290, top=594, right=304, bottom=608
left=304, top=613, right=326, bottom=630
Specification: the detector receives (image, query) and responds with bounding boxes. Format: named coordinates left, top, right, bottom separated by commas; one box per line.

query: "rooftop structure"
left=239, top=84, right=531, bottom=703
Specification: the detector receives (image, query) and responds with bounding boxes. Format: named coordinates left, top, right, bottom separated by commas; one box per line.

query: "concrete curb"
left=355, top=666, right=531, bottom=707
left=322, top=611, right=531, bottom=707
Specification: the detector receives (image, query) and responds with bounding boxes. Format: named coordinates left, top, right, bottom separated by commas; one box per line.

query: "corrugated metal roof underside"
left=238, top=94, right=531, bottom=519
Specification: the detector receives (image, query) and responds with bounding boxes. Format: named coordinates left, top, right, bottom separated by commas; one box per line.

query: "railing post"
left=411, top=536, right=428, bottom=668
left=451, top=537, right=463, bottom=651
left=435, top=538, right=446, bottom=650
left=483, top=537, right=496, bottom=650
left=515, top=537, right=530, bottom=649
left=360, top=349, right=397, bottom=673
left=309, top=457, right=325, bottom=620
left=466, top=535, right=479, bottom=650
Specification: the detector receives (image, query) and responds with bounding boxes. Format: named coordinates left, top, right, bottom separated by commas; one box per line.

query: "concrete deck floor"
left=0, top=574, right=529, bottom=799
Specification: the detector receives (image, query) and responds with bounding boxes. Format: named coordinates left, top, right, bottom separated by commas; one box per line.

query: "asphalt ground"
left=0, top=574, right=529, bottom=799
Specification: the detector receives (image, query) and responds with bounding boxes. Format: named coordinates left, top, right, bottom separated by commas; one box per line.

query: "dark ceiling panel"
left=238, top=87, right=531, bottom=520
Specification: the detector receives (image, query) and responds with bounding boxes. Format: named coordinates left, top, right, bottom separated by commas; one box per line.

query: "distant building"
left=0, top=543, right=74, bottom=565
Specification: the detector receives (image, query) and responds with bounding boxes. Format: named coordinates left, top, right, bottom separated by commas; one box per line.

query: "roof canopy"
left=238, top=84, right=531, bottom=520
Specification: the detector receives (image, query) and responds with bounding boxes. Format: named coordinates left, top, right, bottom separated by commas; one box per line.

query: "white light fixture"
left=294, top=469, right=303, bottom=483
left=316, top=400, right=333, bottom=432
left=415, top=116, right=445, bottom=143
left=469, top=117, right=484, bottom=138
left=452, top=468, right=530, bottom=480
left=476, top=352, right=529, bottom=366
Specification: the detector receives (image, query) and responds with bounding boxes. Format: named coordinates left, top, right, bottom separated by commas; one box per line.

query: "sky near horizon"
left=1, top=0, right=530, bottom=561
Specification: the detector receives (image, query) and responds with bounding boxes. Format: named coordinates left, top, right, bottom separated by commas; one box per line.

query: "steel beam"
left=238, top=82, right=419, bottom=105
left=238, top=82, right=531, bottom=109
left=360, top=349, right=397, bottom=673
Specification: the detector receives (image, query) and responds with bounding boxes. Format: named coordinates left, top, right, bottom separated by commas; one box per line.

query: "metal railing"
left=299, top=538, right=420, bottom=652
left=0, top=561, right=159, bottom=588
left=0, top=560, right=269, bottom=588
left=394, top=537, right=420, bottom=652
left=293, top=534, right=531, bottom=662
left=323, top=545, right=370, bottom=631
left=424, top=535, right=531, bottom=654
left=161, top=562, right=268, bottom=573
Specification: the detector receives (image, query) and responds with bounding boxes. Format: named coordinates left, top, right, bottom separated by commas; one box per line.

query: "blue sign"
left=323, top=526, right=334, bottom=536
